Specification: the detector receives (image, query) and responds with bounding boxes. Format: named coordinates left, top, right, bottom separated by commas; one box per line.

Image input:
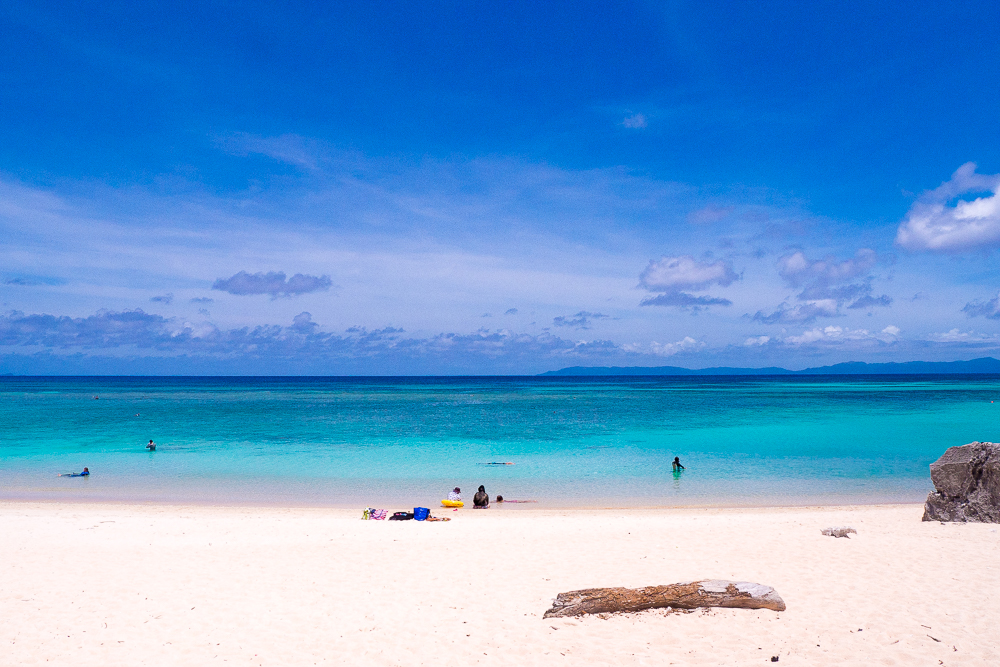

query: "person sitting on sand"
left=473, top=485, right=490, bottom=509
left=448, top=487, right=462, bottom=502
left=672, top=457, right=685, bottom=471
left=146, top=439, right=156, bottom=451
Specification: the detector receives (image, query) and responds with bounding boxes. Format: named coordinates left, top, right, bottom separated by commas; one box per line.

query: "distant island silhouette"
left=539, top=357, right=1000, bottom=376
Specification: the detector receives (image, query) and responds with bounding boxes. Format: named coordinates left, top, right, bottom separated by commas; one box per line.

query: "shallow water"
left=1, top=375, right=997, bottom=507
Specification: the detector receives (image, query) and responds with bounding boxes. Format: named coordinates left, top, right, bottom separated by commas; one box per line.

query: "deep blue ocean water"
left=1, top=375, right=997, bottom=507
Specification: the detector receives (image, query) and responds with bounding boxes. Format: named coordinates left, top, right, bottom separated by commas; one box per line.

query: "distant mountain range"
left=539, top=357, right=1000, bottom=376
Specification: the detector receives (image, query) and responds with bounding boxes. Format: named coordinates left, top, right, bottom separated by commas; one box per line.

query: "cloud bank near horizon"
left=2, top=306, right=998, bottom=375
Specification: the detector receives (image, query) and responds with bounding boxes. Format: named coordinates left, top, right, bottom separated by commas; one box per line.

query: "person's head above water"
left=673, top=457, right=680, bottom=463
left=496, top=495, right=504, bottom=502
left=83, top=467, right=89, bottom=472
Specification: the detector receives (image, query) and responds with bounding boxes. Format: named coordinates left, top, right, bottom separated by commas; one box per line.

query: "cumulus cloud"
left=640, top=256, right=738, bottom=291
left=649, top=337, right=702, bottom=356
left=290, top=311, right=318, bottom=333
left=212, top=271, right=333, bottom=298
left=962, top=292, right=1000, bottom=319
left=777, top=249, right=877, bottom=288
left=150, top=294, right=173, bottom=304
left=781, top=325, right=900, bottom=346
left=754, top=249, right=890, bottom=323
left=504, top=308, right=518, bottom=315
left=744, top=335, right=771, bottom=346
left=552, top=311, right=608, bottom=329
left=0, top=309, right=177, bottom=349
left=895, top=162, right=1000, bottom=252
left=638, top=255, right=736, bottom=310
left=622, top=113, right=647, bottom=129
left=623, top=336, right=702, bottom=357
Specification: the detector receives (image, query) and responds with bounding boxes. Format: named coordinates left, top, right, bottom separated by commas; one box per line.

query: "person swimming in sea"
left=60, top=467, right=90, bottom=477
left=672, top=456, right=685, bottom=471
left=448, top=487, right=462, bottom=502
left=473, top=485, right=490, bottom=509
left=146, top=439, right=156, bottom=451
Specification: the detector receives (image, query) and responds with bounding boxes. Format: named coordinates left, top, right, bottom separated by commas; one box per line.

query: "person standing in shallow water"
left=473, top=485, right=490, bottom=508
left=146, top=439, right=156, bottom=451
left=672, top=457, right=685, bottom=472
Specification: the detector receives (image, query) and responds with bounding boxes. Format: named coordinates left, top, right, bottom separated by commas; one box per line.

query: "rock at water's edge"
left=922, top=441, right=1000, bottom=523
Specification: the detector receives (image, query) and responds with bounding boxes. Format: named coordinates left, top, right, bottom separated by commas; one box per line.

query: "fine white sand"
left=2, top=502, right=998, bottom=666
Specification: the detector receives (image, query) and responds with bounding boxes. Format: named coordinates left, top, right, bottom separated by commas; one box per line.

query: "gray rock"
left=821, top=526, right=856, bottom=538
left=922, top=441, right=1000, bottom=523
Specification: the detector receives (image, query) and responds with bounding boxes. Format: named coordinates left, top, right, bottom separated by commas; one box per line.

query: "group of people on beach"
left=448, top=485, right=501, bottom=508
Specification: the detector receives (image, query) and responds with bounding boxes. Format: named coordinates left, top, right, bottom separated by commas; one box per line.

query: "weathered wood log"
left=543, top=580, right=785, bottom=618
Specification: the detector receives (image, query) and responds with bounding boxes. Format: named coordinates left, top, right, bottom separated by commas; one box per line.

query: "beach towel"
left=363, top=508, right=388, bottom=520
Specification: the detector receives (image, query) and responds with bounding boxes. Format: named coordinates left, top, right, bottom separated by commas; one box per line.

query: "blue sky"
left=2, top=0, right=999, bottom=374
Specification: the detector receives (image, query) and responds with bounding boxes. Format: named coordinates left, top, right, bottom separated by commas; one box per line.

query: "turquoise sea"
left=1, top=375, right=997, bottom=507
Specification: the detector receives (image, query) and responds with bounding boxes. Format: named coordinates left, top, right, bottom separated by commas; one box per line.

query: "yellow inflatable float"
left=440, top=499, right=464, bottom=508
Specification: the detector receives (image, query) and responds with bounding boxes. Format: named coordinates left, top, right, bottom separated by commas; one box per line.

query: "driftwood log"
left=544, top=580, right=785, bottom=618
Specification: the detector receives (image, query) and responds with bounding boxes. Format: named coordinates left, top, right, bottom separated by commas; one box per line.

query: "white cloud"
left=777, top=248, right=877, bottom=287
left=639, top=255, right=737, bottom=291
left=624, top=336, right=703, bottom=357
left=744, top=335, right=770, bottom=346
left=622, top=113, right=647, bottom=129
left=752, top=248, right=890, bottom=322
left=925, top=328, right=1000, bottom=343
left=637, top=255, right=737, bottom=311
left=781, top=325, right=899, bottom=346
left=895, top=162, right=1000, bottom=252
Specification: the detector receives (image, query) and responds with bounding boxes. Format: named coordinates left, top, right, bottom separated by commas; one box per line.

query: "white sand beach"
left=2, top=502, right=997, bottom=666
